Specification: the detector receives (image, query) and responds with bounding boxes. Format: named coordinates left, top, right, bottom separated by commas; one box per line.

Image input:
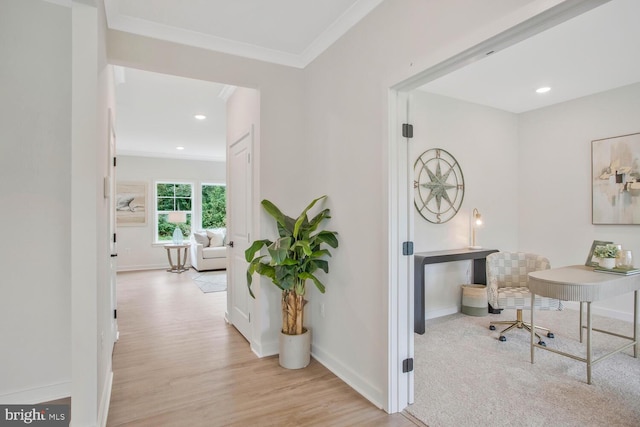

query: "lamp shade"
left=167, top=211, right=187, bottom=223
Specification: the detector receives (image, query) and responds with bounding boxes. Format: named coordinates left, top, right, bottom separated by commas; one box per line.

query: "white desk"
left=528, top=265, right=639, bottom=384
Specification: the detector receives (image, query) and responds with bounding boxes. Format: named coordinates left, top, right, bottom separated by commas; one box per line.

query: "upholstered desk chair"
left=487, top=252, right=563, bottom=346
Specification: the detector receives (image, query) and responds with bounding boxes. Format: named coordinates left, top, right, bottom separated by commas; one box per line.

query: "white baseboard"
left=97, top=371, right=113, bottom=427
left=0, top=381, right=71, bottom=404
left=425, top=306, right=458, bottom=320
left=562, top=301, right=634, bottom=323
left=311, top=344, right=384, bottom=410
left=251, top=339, right=278, bottom=358
left=116, top=264, right=167, bottom=272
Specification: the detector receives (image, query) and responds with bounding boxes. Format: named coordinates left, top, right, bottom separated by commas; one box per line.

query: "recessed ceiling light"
left=536, top=87, right=551, bottom=94
left=176, top=146, right=185, bottom=150
left=194, top=114, right=206, bottom=120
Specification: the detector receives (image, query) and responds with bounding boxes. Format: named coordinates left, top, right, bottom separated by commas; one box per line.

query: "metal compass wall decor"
left=414, top=148, right=465, bottom=223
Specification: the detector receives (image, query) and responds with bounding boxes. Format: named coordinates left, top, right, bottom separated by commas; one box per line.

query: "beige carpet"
left=407, top=308, right=640, bottom=427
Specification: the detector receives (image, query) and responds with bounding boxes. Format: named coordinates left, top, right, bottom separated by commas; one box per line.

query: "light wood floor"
left=107, top=269, right=423, bottom=427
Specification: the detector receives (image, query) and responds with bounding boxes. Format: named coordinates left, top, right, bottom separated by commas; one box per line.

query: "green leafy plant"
left=593, top=244, right=620, bottom=258
left=245, top=195, right=339, bottom=335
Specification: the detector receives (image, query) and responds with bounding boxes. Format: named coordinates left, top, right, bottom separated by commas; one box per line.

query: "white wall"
left=410, top=91, right=519, bottom=318
left=116, top=155, right=225, bottom=271
left=302, top=0, right=564, bottom=410
left=519, top=82, right=640, bottom=320
left=0, top=0, right=72, bottom=404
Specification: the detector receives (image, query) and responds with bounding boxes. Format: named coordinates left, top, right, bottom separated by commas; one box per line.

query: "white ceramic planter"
left=279, top=328, right=311, bottom=369
left=599, top=257, right=616, bottom=269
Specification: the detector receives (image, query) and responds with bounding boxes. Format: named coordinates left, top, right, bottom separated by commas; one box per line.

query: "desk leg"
left=579, top=302, right=584, bottom=343
left=531, top=292, right=535, bottom=364
left=414, top=261, right=425, bottom=335
left=587, top=302, right=592, bottom=385
left=634, top=290, right=638, bottom=358
left=472, top=258, right=487, bottom=284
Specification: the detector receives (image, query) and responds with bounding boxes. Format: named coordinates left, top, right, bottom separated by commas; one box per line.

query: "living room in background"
left=156, top=181, right=193, bottom=242
left=201, top=183, right=226, bottom=229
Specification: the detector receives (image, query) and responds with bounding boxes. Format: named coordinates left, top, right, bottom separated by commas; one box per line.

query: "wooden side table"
left=164, top=243, right=190, bottom=273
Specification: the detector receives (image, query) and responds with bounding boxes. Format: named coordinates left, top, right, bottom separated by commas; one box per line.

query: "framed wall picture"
left=116, top=181, right=147, bottom=226
left=592, top=132, right=640, bottom=224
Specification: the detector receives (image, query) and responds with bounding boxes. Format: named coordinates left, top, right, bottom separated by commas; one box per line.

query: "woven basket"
left=461, top=284, right=488, bottom=317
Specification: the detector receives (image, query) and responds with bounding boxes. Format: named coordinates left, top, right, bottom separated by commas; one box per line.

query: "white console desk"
left=528, top=265, right=639, bottom=384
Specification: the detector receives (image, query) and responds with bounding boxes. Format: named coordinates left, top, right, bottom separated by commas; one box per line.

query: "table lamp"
left=168, top=211, right=187, bottom=244
left=469, top=208, right=483, bottom=249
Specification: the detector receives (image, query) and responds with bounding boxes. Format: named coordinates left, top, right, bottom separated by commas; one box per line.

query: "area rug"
left=191, top=271, right=227, bottom=293
left=407, top=309, right=640, bottom=427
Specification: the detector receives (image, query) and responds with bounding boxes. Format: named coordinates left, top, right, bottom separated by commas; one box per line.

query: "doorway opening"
left=388, top=0, right=613, bottom=414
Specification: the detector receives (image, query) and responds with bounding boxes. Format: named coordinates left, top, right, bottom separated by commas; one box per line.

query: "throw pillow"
left=207, top=229, right=225, bottom=247
left=193, top=231, right=209, bottom=247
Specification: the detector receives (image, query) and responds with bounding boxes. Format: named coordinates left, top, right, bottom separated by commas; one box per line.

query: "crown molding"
left=117, top=150, right=226, bottom=163
left=104, top=0, right=383, bottom=69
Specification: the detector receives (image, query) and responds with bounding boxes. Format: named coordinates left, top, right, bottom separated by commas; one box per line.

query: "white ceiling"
left=111, top=0, right=640, bottom=161
left=419, top=0, right=640, bottom=113
left=114, top=67, right=230, bottom=161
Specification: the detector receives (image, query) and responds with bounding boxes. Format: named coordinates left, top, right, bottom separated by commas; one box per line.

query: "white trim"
left=97, top=371, right=113, bottom=427
left=0, top=381, right=71, bottom=404
left=103, top=0, right=383, bottom=68
left=116, top=149, right=226, bottom=163
left=387, top=0, right=612, bottom=414
left=301, top=0, right=385, bottom=66
left=312, top=345, right=384, bottom=410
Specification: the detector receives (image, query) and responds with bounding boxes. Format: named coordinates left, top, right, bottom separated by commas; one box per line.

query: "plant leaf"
left=299, top=272, right=326, bottom=294
left=293, top=195, right=327, bottom=238
left=245, top=239, right=272, bottom=262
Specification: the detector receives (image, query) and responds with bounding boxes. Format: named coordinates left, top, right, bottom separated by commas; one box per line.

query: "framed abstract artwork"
left=592, top=132, right=640, bottom=224
left=116, top=181, right=147, bottom=226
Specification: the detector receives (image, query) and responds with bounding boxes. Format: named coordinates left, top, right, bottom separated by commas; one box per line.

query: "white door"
left=108, top=108, right=119, bottom=347
left=227, top=127, right=253, bottom=342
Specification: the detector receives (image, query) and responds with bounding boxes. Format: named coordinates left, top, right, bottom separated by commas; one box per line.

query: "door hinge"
left=402, top=123, right=413, bottom=138
left=113, top=309, right=117, bottom=319
left=402, top=358, right=414, bottom=373
left=113, top=157, right=117, bottom=167
left=248, top=312, right=251, bottom=323
left=402, top=241, right=414, bottom=256
left=113, top=233, right=117, bottom=243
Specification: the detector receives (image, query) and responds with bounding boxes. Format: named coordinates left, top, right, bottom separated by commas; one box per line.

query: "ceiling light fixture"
left=194, top=114, right=206, bottom=120
left=536, top=87, right=551, bottom=94
left=176, top=146, right=185, bottom=150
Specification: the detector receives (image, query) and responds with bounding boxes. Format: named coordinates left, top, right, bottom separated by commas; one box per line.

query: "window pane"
left=176, top=198, right=191, bottom=210
left=175, top=184, right=192, bottom=197
left=157, top=198, right=174, bottom=211
left=202, top=184, right=226, bottom=229
left=157, top=183, right=174, bottom=197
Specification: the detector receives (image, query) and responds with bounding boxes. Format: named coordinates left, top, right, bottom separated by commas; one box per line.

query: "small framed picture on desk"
left=585, top=240, right=613, bottom=267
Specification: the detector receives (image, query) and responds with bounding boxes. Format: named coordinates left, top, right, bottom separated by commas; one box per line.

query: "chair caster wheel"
left=490, top=325, right=496, bottom=331
left=547, top=332, right=554, bottom=338
left=499, top=336, right=506, bottom=342
left=538, top=341, right=546, bottom=347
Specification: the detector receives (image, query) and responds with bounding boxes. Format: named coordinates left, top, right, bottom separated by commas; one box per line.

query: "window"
left=156, top=182, right=192, bottom=242
left=201, top=184, right=226, bottom=229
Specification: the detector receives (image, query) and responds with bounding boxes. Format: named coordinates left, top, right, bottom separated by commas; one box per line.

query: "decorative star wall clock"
left=414, top=148, right=465, bottom=223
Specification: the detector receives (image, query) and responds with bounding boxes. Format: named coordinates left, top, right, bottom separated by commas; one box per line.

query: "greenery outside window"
left=156, top=182, right=192, bottom=242
left=201, top=184, right=226, bottom=229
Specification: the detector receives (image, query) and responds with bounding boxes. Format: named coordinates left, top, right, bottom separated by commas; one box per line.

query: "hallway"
left=107, top=269, right=421, bottom=426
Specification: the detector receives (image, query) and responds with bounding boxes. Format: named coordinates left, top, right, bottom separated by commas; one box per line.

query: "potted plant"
left=593, top=243, right=620, bottom=269
left=245, top=195, right=338, bottom=369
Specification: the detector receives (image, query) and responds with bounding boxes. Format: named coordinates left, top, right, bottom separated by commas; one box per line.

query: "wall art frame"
left=592, top=132, right=640, bottom=224
left=116, top=181, right=147, bottom=226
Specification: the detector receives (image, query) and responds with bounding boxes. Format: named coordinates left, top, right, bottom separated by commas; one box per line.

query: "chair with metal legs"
left=486, top=252, right=563, bottom=346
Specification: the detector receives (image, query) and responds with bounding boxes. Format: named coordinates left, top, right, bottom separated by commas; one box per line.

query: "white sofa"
left=190, top=228, right=227, bottom=271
